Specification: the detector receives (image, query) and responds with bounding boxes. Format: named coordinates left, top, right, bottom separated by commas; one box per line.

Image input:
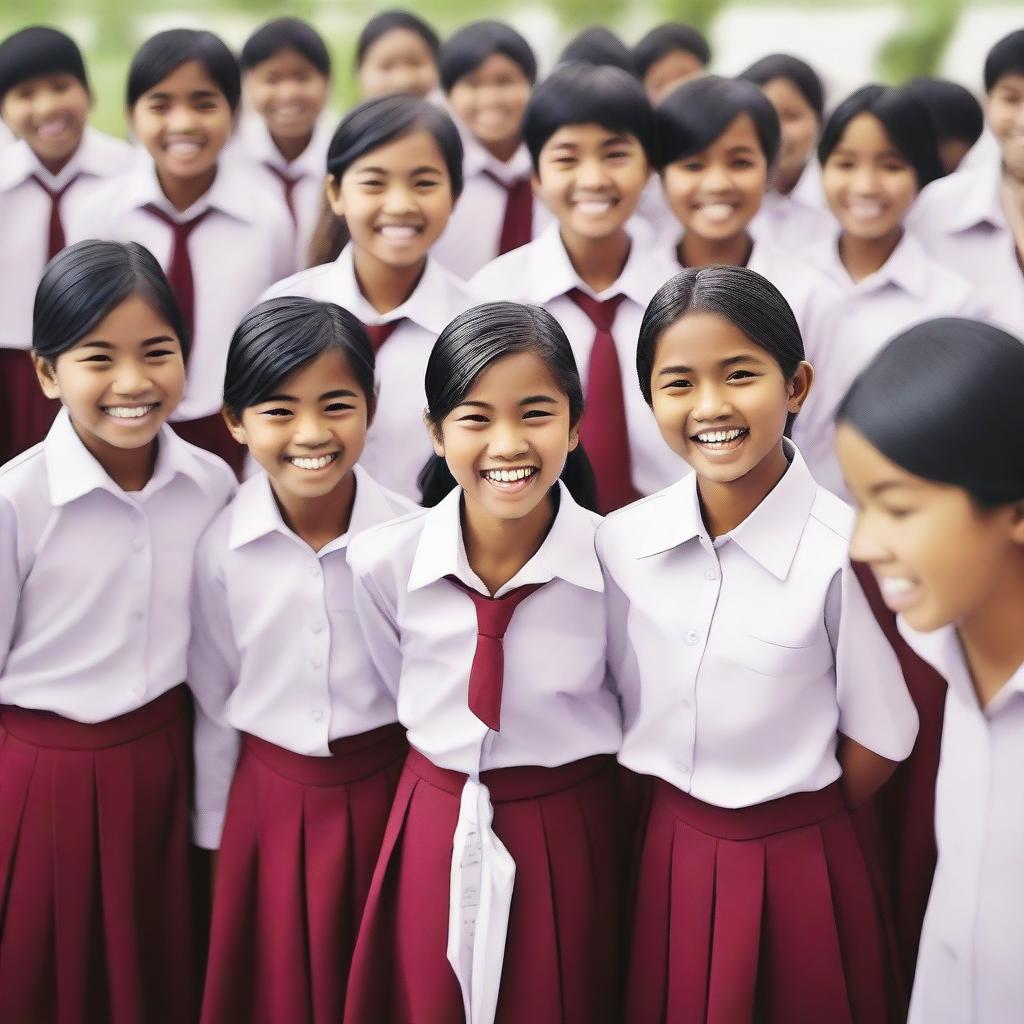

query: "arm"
left=350, top=555, right=404, bottom=699
left=0, top=499, right=19, bottom=675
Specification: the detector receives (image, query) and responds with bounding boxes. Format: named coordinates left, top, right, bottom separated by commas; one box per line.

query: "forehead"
left=836, top=111, right=895, bottom=150
left=647, top=49, right=703, bottom=79
left=346, top=128, right=447, bottom=172
left=462, top=51, right=529, bottom=81
left=542, top=122, right=636, bottom=150
left=990, top=71, right=1024, bottom=94
left=704, top=112, right=763, bottom=151
left=653, top=310, right=770, bottom=366
left=6, top=71, right=83, bottom=95
left=140, top=59, right=222, bottom=97
left=249, top=47, right=324, bottom=77
left=72, top=293, right=174, bottom=344
left=762, top=76, right=813, bottom=112
left=364, top=29, right=433, bottom=65
left=460, top=349, right=565, bottom=402
left=274, top=346, right=361, bottom=393
left=834, top=422, right=933, bottom=493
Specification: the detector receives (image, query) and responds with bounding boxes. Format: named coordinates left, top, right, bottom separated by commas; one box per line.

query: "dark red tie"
left=445, top=575, right=546, bottom=732
left=363, top=319, right=402, bottom=353
left=565, top=288, right=640, bottom=514
left=480, top=171, right=534, bottom=255
left=264, top=163, right=300, bottom=226
left=142, top=204, right=212, bottom=347
left=31, top=173, right=81, bottom=260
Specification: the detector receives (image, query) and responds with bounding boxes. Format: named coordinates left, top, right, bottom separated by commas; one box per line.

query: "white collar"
left=807, top=229, right=930, bottom=300
left=931, top=158, right=1007, bottom=234
left=124, top=157, right=255, bottom=223
left=238, top=112, right=334, bottom=178
left=0, top=127, right=115, bottom=191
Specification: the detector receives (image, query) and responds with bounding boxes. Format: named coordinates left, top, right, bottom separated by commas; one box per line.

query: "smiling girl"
left=836, top=318, right=1024, bottom=1024
left=599, top=265, right=917, bottom=1023
left=0, top=240, right=235, bottom=1020
left=344, top=302, right=622, bottom=1024
left=264, top=95, right=477, bottom=500
left=190, top=297, right=412, bottom=1024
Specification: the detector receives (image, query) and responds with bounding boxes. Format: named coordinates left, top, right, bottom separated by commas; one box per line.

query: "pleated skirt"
left=0, top=347, right=60, bottom=465
left=200, top=723, right=407, bottom=1024
left=625, top=779, right=903, bottom=1024
left=344, top=747, right=622, bottom=1024
left=0, top=685, right=196, bottom=1024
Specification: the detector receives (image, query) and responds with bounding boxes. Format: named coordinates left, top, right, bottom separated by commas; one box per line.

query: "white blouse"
left=598, top=442, right=918, bottom=807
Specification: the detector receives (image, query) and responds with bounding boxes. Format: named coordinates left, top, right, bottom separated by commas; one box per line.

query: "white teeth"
left=483, top=467, right=536, bottom=484
left=105, top=405, right=155, bottom=419
left=879, top=577, right=916, bottom=596
left=847, top=202, right=884, bottom=220
left=288, top=454, right=337, bottom=470
left=166, top=141, right=202, bottom=157
left=700, top=202, right=736, bottom=223
left=575, top=200, right=613, bottom=216
left=378, top=224, right=418, bottom=240
left=696, top=428, right=744, bottom=443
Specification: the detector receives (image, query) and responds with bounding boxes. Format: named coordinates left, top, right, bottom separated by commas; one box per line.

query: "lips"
left=691, top=426, right=749, bottom=453
left=376, top=224, right=421, bottom=241
left=35, top=116, right=75, bottom=140
left=696, top=202, right=738, bottom=224
left=573, top=198, right=615, bottom=217
left=875, top=575, right=921, bottom=613
left=285, top=452, right=340, bottom=471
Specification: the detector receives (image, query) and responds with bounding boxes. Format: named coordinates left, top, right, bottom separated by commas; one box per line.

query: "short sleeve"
left=349, top=554, right=403, bottom=699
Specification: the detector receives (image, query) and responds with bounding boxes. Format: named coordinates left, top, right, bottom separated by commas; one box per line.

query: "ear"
left=567, top=424, right=580, bottom=453
left=530, top=171, right=542, bottom=197
left=424, top=409, right=445, bottom=458
left=32, top=353, right=61, bottom=400
left=325, top=174, right=344, bottom=218
left=221, top=406, right=248, bottom=446
left=786, top=360, right=814, bottom=414
left=1010, top=501, right=1024, bottom=546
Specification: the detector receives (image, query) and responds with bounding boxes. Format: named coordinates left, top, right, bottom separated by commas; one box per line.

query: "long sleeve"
left=349, top=558, right=403, bottom=699
left=0, top=498, right=20, bottom=676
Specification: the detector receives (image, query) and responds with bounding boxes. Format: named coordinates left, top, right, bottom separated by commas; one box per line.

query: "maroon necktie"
left=31, top=173, right=81, bottom=260
left=363, top=319, right=402, bottom=353
left=445, top=575, right=546, bottom=732
left=565, top=288, right=640, bottom=514
left=264, top=163, right=300, bottom=226
left=142, top=204, right=212, bottom=346
left=480, top=171, right=533, bottom=255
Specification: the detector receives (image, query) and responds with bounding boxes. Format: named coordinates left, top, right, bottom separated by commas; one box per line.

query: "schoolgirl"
left=354, top=9, right=441, bottom=101
left=599, top=265, right=918, bottom=1023
left=432, top=21, right=552, bottom=280
left=190, top=297, right=412, bottom=1024
left=262, top=95, right=477, bottom=500
left=66, top=29, right=293, bottom=475
left=737, top=53, right=834, bottom=247
left=836, top=318, right=1024, bottom=1024
left=344, top=302, right=623, bottom=1024
left=0, top=240, right=235, bottom=1021
left=905, top=76, right=984, bottom=175
left=795, top=84, right=980, bottom=496
left=633, top=22, right=711, bottom=105
left=470, top=63, right=681, bottom=512
left=0, top=26, right=133, bottom=462
left=232, top=18, right=335, bottom=268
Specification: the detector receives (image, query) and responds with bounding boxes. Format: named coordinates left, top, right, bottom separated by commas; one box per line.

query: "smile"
left=876, top=575, right=921, bottom=612
left=481, top=466, right=539, bottom=491
left=573, top=198, right=616, bottom=216
left=286, top=453, right=339, bottom=471
left=691, top=427, right=748, bottom=451
left=164, top=139, right=205, bottom=157
left=103, top=404, right=157, bottom=420
left=376, top=224, right=422, bottom=240
left=696, top=202, right=738, bottom=223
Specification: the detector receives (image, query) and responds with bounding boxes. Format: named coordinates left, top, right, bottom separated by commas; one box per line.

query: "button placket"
left=308, top=557, right=330, bottom=728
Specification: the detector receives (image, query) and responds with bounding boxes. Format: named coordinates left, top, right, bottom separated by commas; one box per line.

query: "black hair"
left=636, top=266, right=803, bottom=405
left=0, top=26, right=89, bottom=104
left=418, top=301, right=597, bottom=511
left=355, top=10, right=440, bottom=68
left=223, top=297, right=375, bottom=418
left=558, top=27, right=637, bottom=76
left=523, top=62, right=655, bottom=169
left=326, top=94, right=463, bottom=198
left=633, top=23, right=711, bottom=79
left=906, top=76, right=983, bottom=147
left=818, top=84, right=944, bottom=191
left=33, top=240, right=189, bottom=363
left=655, top=74, right=780, bottom=170
left=837, top=318, right=1024, bottom=506
left=439, top=21, right=537, bottom=93
left=127, top=29, right=241, bottom=112
left=984, top=29, right=1024, bottom=92
left=737, top=53, right=824, bottom=120
left=240, top=17, right=331, bottom=78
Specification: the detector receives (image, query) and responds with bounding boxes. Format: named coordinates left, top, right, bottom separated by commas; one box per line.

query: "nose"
left=382, top=180, right=417, bottom=215
left=702, top=162, right=733, bottom=193
left=576, top=155, right=612, bottom=190
left=848, top=511, right=890, bottom=565
left=850, top=163, right=881, bottom=195
left=292, top=409, right=333, bottom=447
left=692, top=381, right=731, bottom=421
left=488, top=420, right=530, bottom=460
left=166, top=102, right=200, bottom=133
left=111, top=359, right=152, bottom=397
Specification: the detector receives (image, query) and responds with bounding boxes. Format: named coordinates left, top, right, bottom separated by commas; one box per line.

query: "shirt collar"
left=635, top=440, right=818, bottom=580
left=128, top=158, right=254, bottom=223
left=807, top=230, right=930, bottom=300
left=937, top=158, right=1007, bottom=233
left=462, top=134, right=533, bottom=182
left=407, top=481, right=604, bottom=595
left=0, top=132, right=96, bottom=191
left=45, top=408, right=207, bottom=506
left=239, top=113, right=334, bottom=178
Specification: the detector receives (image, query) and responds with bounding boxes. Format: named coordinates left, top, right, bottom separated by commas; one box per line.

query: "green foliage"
left=876, top=0, right=963, bottom=84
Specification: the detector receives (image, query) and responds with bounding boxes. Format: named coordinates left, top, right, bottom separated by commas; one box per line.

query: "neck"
left=157, top=165, right=217, bottom=213
left=838, top=226, right=903, bottom=284
left=270, top=470, right=356, bottom=553
left=74, top=423, right=158, bottom=492
left=958, top=547, right=1024, bottom=708
left=480, top=135, right=521, bottom=164
left=560, top=225, right=630, bottom=294
left=1003, top=157, right=1024, bottom=190
left=37, top=149, right=74, bottom=178
left=773, top=162, right=804, bottom=197
left=271, top=129, right=313, bottom=164
left=678, top=230, right=753, bottom=270
left=462, top=489, right=557, bottom=595
left=352, top=247, right=426, bottom=315
left=697, top=440, right=789, bottom=538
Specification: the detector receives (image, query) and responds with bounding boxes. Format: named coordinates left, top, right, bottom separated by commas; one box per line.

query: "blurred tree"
left=876, top=0, right=962, bottom=83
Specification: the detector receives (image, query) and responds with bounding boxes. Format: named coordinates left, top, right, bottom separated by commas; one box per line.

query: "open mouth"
left=844, top=201, right=886, bottom=222
left=696, top=202, right=738, bottom=224
left=36, top=116, right=75, bottom=140
left=573, top=198, right=616, bottom=217
left=691, top=427, right=749, bottom=453
left=103, top=404, right=158, bottom=421
left=376, top=224, right=422, bottom=241
left=480, top=465, right=539, bottom=492
left=876, top=575, right=921, bottom=612
left=286, top=452, right=340, bottom=471
left=164, top=139, right=206, bottom=159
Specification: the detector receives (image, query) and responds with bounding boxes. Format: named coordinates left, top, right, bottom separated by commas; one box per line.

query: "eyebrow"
left=78, top=336, right=177, bottom=350
left=455, top=394, right=559, bottom=410
left=657, top=354, right=765, bottom=375
left=353, top=165, right=443, bottom=175
left=867, top=480, right=918, bottom=496
left=147, top=89, right=221, bottom=101
left=260, top=388, right=360, bottom=403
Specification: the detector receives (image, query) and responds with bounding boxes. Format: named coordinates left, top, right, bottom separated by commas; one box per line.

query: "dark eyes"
left=456, top=409, right=553, bottom=424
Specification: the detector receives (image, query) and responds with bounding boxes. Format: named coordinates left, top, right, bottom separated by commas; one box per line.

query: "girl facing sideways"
left=598, top=265, right=917, bottom=1023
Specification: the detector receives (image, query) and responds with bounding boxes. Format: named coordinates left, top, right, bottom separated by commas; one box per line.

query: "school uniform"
left=907, top=157, right=1024, bottom=333
left=471, top=222, right=682, bottom=511
left=0, top=409, right=235, bottom=1022
left=0, top=128, right=135, bottom=463
left=898, top=626, right=1024, bottom=1023
left=189, top=464, right=413, bottom=1024
left=598, top=442, right=918, bottom=1023
left=432, top=134, right=552, bottom=280
left=344, top=482, right=623, bottom=1024
left=262, top=245, right=479, bottom=500
left=224, top=112, right=334, bottom=269
left=66, top=158, right=295, bottom=473
left=794, top=230, right=985, bottom=498
left=750, top=167, right=836, bottom=251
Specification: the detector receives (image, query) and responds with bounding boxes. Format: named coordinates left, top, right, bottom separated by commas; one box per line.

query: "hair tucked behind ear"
left=837, top=318, right=1024, bottom=506
left=417, top=302, right=597, bottom=511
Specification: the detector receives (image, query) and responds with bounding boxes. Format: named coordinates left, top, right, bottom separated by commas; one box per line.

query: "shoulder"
left=806, top=485, right=855, bottom=549
left=907, top=169, right=970, bottom=229
left=84, top=128, right=135, bottom=168
left=434, top=260, right=485, bottom=313
left=174, top=439, right=237, bottom=506
left=468, top=245, right=534, bottom=299
left=260, top=261, right=336, bottom=302
left=596, top=481, right=682, bottom=562
left=347, top=505, right=428, bottom=579
left=0, top=441, right=50, bottom=510
left=193, top=498, right=234, bottom=577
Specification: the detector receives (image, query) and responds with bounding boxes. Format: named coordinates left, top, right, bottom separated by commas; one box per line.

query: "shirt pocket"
left=718, top=632, right=834, bottom=679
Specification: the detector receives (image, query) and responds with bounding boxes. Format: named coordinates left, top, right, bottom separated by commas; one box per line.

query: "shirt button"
left=310, top=709, right=324, bottom=722
left=309, top=566, right=320, bottom=578
left=685, top=630, right=699, bottom=645
left=704, top=568, right=717, bottom=581
left=311, top=656, right=323, bottom=669
left=311, top=622, right=324, bottom=634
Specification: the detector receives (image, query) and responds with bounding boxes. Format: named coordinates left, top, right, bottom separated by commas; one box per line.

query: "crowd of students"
left=0, top=11, right=1021, bottom=1024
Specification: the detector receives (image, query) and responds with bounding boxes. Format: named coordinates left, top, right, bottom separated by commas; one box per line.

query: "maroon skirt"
left=200, top=723, right=408, bottom=1024
left=0, top=347, right=60, bottom=465
left=625, top=779, right=904, bottom=1024
left=0, top=686, right=196, bottom=1024
left=344, top=748, right=622, bottom=1024
left=170, top=413, right=245, bottom=477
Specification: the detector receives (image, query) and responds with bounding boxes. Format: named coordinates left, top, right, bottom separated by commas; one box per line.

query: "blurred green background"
left=2, top=0, right=1020, bottom=137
